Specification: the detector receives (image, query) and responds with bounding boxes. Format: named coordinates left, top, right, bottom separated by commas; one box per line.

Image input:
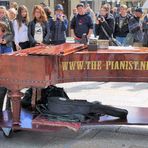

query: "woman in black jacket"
left=95, top=4, right=115, bottom=40
left=28, top=5, right=50, bottom=47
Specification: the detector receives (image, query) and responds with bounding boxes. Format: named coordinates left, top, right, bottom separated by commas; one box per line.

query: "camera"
left=97, top=15, right=104, bottom=22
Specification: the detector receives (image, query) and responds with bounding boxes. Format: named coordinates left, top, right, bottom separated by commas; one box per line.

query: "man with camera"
left=95, top=4, right=115, bottom=40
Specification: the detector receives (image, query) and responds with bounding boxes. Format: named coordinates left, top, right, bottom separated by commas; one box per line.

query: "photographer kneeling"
left=95, top=4, right=115, bottom=40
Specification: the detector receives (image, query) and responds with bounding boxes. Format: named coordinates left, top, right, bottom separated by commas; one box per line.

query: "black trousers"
left=19, top=41, right=30, bottom=49
left=51, top=40, right=65, bottom=45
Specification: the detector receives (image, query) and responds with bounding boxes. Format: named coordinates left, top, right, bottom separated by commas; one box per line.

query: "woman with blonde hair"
left=13, top=5, right=30, bottom=50
left=28, top=5, right=50, bottom=47
left=8, top=8, right=17, bottom=22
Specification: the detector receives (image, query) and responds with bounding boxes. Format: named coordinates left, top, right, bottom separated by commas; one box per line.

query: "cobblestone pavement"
left=1, top=82, right=148, bottom=148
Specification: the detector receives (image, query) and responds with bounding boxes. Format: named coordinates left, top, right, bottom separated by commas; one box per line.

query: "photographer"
left=49, top=4, right=68, bottom=45
left=95, top=4, right=115, bottom=40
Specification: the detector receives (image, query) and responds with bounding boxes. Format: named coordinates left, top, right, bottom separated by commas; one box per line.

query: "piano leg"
left=8, top=90, right=23, bottom=125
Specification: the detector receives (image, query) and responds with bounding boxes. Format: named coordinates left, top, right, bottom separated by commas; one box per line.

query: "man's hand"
left=59, top=15, right=64, bottom=21
left=87, top=29, right=93, bottom=38
left=71, top=29, right=77, bottom=39
left=100, top=16, right=105, bottom=23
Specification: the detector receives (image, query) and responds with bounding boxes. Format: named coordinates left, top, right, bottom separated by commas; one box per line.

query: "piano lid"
left=10, top=44, right=148, bottom=57
left=12, top=43, right=87, bottom=56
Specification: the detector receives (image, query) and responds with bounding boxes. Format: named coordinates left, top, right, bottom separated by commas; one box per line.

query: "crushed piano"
left=1, top=43, right=148, bottom=137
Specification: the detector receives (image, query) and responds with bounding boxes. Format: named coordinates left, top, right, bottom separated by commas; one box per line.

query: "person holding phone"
left=49, top=4, right=68, bottom=45
left=95, top=4, right=115, bottom=40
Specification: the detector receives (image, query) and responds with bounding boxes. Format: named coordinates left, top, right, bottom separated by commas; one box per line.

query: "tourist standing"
left=28, top=5, right=50, bottom=47
left=13, top=5, right=30, bottom=50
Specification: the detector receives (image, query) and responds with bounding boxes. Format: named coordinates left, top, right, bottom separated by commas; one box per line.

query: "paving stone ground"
left=1, top=82, right=148, bottom=148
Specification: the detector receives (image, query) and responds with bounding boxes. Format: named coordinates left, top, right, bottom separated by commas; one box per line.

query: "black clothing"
left=70, top=13, right=93, bottom=38
left=114, top=14, right=131, bottom=37
left=19, top=41, right=30, bottom=49
left=28, top=19, right=50, bottom=47
left=95, top=14, right=115, bottom=39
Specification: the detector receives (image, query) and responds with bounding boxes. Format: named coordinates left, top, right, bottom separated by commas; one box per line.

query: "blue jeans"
left=0, top=45, right=13, bottom=54
left=116, top=37, right=126, bottom=45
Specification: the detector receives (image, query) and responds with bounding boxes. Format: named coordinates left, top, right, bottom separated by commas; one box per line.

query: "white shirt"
left=34, top=23, right=43, bottom=43
left=13, top=20, right=29, bottom=45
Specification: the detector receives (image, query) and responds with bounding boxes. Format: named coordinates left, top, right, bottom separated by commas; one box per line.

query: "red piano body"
left=1, top=43, right=148, bottom=133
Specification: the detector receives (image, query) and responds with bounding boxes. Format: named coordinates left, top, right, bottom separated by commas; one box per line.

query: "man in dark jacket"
left=124, top=8, right=143, bottom=46
left=143, top=14, right=148, bottom=47
left=114, top=5, right=131, bottom=45
left=70, top=3, right=93, bottom=43
left=95, top=4, right=115, bottom=40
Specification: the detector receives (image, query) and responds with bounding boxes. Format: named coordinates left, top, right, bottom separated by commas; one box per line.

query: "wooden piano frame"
left=1, top=44, right=148, bottom=137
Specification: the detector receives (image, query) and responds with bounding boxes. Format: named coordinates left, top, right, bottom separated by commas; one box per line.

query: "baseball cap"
left=55, top=4, right=64, bottom=11
left=135, top=7, right=143, bottom=13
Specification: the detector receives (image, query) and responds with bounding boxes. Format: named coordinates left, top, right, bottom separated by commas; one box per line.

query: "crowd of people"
left=0, top=1, right=148, bottom=54
left=71, top=3, right=148, bottom=47
left=0, top=1, right=69, bottom=54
